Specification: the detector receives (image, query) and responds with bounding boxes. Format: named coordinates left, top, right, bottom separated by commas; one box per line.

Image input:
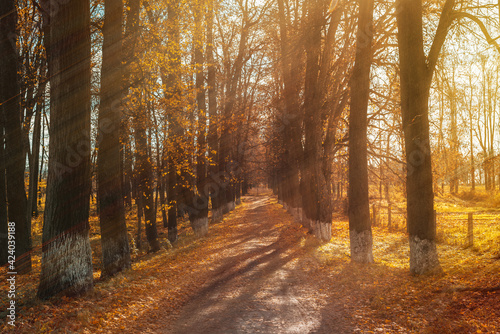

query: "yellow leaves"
left=328, top=0, right=339, bottom=14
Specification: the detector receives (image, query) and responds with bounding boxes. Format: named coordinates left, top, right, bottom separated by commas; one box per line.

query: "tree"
left=27, top=91, right=43, bottom=218
left=192, top=0, right=209, bottom=237
left=97, top=0, right=131, bottom=278
left=206, top=0, right=221, bottom=223
left=0, top=0, right=31, bottom=274
left=38, top=0, right=94, bottom=298
left=277, top=0, right=303, bottom=219
left=467, top=73, right=475, bottom=191
left=396, top=0, right=500, bottom=275
left=301, top=0, right=333, bottom=241
left=166, top=0, right=182, bottom=244
left=395, top=0, right=452, bottom=275
left=348, top=0, right=374, bottom=263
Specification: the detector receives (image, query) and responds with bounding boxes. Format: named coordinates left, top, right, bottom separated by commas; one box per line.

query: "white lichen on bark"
left=212, top=207, right=223, bottom=223
left=312, top=220, right=331, bottom=241
left=304, top=217, right=313, bottom=231
left=349, top=229, right=374, bottom=263
left=101, top=233, right=130, bottom=277
left=192, top=217, right=209, bottom=237
left=38, top=232, right=93, bottom=298
left=288, top=207, right=302, bottom=224
left=409, top=235, right=441, bottom=275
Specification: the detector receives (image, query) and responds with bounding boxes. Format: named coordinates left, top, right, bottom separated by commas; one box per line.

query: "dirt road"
left=169, top=195, right=352, bottom=334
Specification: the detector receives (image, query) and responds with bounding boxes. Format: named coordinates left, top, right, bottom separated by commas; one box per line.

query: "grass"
left=312, top=189, right=500, bottom=333
left=365, top=183, right=500, bottom=257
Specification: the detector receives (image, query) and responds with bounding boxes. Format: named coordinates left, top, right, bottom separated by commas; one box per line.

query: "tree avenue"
left=1, top=0, right=500, bottom=312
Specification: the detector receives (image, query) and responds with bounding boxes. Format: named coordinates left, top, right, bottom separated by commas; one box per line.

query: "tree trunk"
left=121, top=0, right=139, bottom=209
left=191, top=2, right=209, bottom=237
left=348, top=0, right=374, bottom=263
left=468, top=75, right=475, bottom=191
left=1, top=0, right=31, bottom=274
left=242, top=178, right=249, bottom=195
left=449, top=69, right=459, bottom=194
left=124, top=140, right=133, bottom=206
left=301, top=0, right=331, bottom=241
left=165, top=0, right=182, bottom=243
left=134, top=176, right=143, bottom=250
left=37, top=0, right=93, bottom=298
left=206, top=2, right=222, bottom=223
left=97, top=0, right=131, bottom=278
left=277, top=0, right=302, bottom=220
left=157, top=147, right=168, bottom=228
left=395, top=0, right=449, bottom=275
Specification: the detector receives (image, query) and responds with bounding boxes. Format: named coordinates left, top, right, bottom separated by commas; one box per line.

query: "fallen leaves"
left=1, top=192, right=499, bottom=333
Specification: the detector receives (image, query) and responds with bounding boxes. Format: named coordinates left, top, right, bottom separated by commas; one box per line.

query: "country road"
left=168, top=194, right=352, bottom=333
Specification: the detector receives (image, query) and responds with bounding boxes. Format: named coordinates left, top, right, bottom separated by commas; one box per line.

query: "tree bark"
left=38, top=0, right=93, bottom=298
left=165, top=0, right=182, bottom=243
left=277, top=0, right=302, bottom=220
left=348, top=0, right=374, bottom=263
left=98, top=0, right=131, bottom=278
left=192, top=2, right=209, bottom=237
left=301, top=0, right=332, bottom=241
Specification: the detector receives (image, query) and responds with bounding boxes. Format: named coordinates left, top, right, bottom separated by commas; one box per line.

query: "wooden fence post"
left=468, top=212, right=473, bottom=247
left=434, top=209, right=437, bottom=230
left=388, top=205, right=392, bottom=230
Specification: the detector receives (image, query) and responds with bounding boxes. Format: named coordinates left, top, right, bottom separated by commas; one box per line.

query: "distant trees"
left=127, top=0, right=160, bottom=252
left=269, top=0, right=354, bottom=241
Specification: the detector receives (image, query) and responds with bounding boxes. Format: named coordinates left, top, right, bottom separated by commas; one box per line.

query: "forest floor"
left=1, top=189, right=500, bottom=333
